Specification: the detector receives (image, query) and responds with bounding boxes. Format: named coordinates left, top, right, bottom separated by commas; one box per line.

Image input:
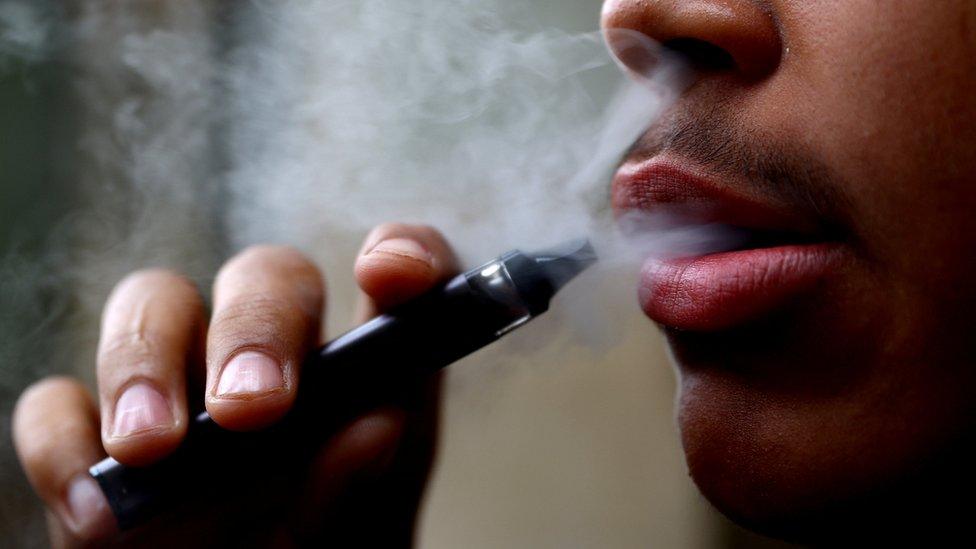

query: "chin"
left=666, top=325, right=976, bottom=544
left=675, top=368, right=847, bottom=542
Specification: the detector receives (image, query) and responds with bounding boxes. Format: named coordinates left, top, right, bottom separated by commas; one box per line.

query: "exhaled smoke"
left=225, top=4, right=683, bottom=254
left=222, top=2, right=722, bottom=334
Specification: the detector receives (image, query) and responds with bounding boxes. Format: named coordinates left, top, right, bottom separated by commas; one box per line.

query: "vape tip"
left=503, top=238, right=598, bottom=315
left=529, top=238, right=598, bottom=290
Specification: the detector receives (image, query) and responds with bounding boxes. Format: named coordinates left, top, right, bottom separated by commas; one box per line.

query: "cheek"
left=781, top=1, right=976, bottom=270
left=748, top=0, right=976, bottom=382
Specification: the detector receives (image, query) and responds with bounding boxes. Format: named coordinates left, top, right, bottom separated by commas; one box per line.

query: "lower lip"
left=639, top=244, right=845, bottom=332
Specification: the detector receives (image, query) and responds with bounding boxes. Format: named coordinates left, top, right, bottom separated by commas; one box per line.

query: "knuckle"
left=210, top=295, right=304, bottom=349
left=18, top=421, right=73, bottom=468
left=105, top=270, right=203, bottom=329
left=99, top=271, right=204, bottom=378
left=214, top=294, right=291, bottom=325
left=218, top=245, right=324, bottom=299
left=113, top=268, right=195, bottom=299
left=366, top=223, right=448, bottom=252
left=413, top=223, right=443, bottom=240
left=15, top=377, right=87, bottom=424
left=416, top=225, right=451, bottom=254
left=217, top=245, right=324, bottom=309
left=222, top=245, right=315, bottom=275
left=97, top=328, right=165, bottom=371
left=13, top=377, right=91, bottom=464
left=365, top=222, right=411, bottom=245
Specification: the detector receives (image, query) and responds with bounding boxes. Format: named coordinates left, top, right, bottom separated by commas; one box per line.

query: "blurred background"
left=0, top=1, right=788, bottom=547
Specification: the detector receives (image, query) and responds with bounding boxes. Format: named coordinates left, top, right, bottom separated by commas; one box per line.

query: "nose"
left=602, top=0, right=782, bottom=80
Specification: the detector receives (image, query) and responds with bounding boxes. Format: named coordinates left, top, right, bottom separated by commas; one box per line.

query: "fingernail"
left=111, top=383, right=174, bottom=438
left=65, top=474, right=115, bottom=539
left=216, top=351, right=284, bottom=397
left=367, top=238, right=432, bottom=264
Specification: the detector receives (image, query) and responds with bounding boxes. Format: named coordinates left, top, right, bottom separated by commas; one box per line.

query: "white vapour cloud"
left=224, top=1, right=665, bottom=257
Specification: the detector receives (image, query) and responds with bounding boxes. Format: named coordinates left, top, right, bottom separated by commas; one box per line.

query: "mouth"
left=613, top=157, right=848, bottom=332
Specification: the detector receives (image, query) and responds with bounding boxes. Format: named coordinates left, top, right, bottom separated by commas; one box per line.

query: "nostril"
left=602, top=0, right=783, bottom=80
left=662, top=38, right=736, bottom=73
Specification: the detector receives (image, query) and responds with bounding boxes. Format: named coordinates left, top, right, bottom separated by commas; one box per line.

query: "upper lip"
left=612, top=154, right=831, bottom=249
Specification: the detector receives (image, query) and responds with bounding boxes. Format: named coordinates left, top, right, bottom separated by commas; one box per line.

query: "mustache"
left=624, top=103, right=853, bottom=231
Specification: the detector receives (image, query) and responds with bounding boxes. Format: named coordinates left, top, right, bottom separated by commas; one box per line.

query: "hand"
left=12, top=223, right=459, bottom=548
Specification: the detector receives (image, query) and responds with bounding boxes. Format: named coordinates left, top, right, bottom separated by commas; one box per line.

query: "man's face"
left=602, top=0, right=976, bottom=541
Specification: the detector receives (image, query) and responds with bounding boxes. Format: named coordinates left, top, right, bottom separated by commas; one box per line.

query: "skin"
left=602, top=0, right=976, bottom=543
left=13, top=223, right=457, bottom=547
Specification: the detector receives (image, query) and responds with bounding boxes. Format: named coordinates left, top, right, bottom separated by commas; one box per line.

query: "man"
left=13, top=0, right=976, bottom=545
left=603, top=0, right=976, bottom=543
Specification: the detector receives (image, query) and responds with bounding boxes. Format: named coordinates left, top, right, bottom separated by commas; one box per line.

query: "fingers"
left=206, top=245, right=325, bottom=431
left=354, top=223, right=459, bottom=321
left=97, top=269, right=206, bottom=466
left=13, top=377, right=117, bottom=543
left=302, top=409, right=406, bottom=515
left=294, top=409, right=407, bottom=543
left=297, top=378, right=441, bottom=546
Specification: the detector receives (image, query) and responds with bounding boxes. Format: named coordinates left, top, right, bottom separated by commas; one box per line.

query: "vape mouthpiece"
left=529, top=238, right=598, bottom=288
left=503, top=238, right=598, bottom=315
